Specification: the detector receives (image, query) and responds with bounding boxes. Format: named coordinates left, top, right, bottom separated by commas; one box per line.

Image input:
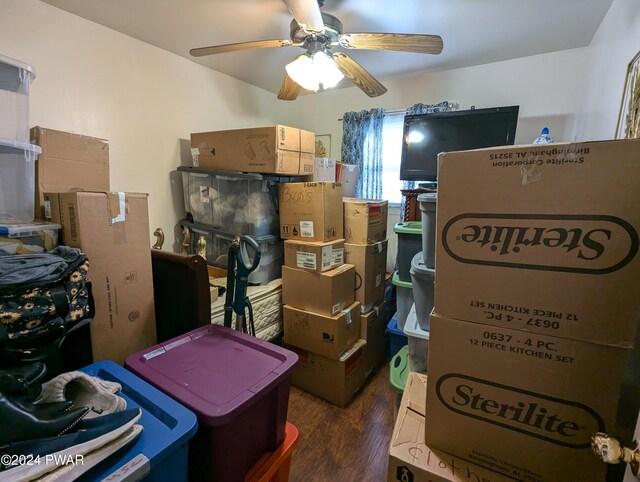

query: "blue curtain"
left=341, top=108, right=384, bottom=199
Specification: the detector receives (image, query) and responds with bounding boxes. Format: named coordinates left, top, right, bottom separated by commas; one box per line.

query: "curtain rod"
left=338, top=102, right=458, bottom=121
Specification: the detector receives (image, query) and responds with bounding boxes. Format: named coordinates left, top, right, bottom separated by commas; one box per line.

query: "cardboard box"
left=191, top=125, right=314, bottom=175
left=283, top=302, right=360, bottom=360
left=344, top=198, right=388, bottom=244
left=337, top=163, right=359, bottom=197
left=284, top=239, right=344, bottom=273
left=425, top=313, right=626, bottom=482
left=287, top=339, right=366, bottom=407
left=282, top=264, right=355, bottom=316
left=434, top=139, right=640, bottom=348
left=45, top=191, right=156, bottom=364
left=31, top=127, right=109, bottom=220
left=279, top=182, right=344, bottom=242
left=361, top=300, right=388, bottom=377
left=345, top=240, right=388, bottom=312
left=313, top=158, right=337, bottom=182
left=388, top=373, right=513, bottom=482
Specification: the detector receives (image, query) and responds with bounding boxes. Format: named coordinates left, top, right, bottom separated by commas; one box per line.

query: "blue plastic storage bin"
left=387, top=316, right=408, bottom=358
left=78, top=361, right=198, bottom=482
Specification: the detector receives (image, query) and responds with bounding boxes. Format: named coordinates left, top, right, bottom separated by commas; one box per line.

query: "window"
left=381, top=112, right=405, bottom=204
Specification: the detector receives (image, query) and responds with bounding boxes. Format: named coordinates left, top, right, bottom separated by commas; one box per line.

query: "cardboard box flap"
left=406, top=371, right=427, bottom=415
left=300, top=129, right=316, bottom=153
left=393, top=405, right=425, bottom=452
left=328, top=263, right=354, bottom=277
left=340, top=338, right=366, bottom=361
left=31, top=127, right=109, bottom=163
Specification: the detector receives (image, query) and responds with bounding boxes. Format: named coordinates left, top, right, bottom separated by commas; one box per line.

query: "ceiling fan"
left=190, top=0, right=443, bottom=100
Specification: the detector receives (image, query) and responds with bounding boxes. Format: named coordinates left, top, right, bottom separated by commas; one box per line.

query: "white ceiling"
left=41, top=0, right=613, bottom=96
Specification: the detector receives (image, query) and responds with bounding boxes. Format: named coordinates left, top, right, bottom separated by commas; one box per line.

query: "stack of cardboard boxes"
left=279, top=181, right=366, bottom=407
left=343, top=198, right=390, bottom=377
left=32, top=127, right=157, bottom=365
left=387, top=139, right=640, bottom=482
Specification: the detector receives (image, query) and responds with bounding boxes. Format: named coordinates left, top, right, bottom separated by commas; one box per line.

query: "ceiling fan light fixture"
left=285, top=51, right=343, bottom=92
left=311, top=51, right=343, bottom=89
left=285, top=54, right=319, bottom=91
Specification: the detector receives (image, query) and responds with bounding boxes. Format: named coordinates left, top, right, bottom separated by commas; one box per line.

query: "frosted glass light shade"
left=285, top=51, right=344, bottom=92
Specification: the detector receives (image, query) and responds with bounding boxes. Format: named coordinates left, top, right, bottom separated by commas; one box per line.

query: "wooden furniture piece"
left=400, top=187, right=436, bottom=222
left=151, top=250, right=211, bottom=343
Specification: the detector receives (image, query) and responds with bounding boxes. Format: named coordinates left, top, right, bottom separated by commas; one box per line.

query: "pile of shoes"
left=0, top=362, right=142, bottom=481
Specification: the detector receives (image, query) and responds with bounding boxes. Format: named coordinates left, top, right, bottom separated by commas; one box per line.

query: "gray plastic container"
left=179, top=167, right=303, bottom=236
left=417, top=193, right=437, bottom=268
left=410, top=251, right=435, bottom=331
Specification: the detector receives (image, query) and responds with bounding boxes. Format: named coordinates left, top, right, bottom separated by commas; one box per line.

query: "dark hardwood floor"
left=287, top=363, right=396, bottom=482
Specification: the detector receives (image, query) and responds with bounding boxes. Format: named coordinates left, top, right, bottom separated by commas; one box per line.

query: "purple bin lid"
left=125, top=325, right=298, bottom=426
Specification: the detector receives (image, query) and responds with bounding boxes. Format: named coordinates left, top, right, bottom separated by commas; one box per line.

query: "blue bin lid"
left=386, top=317, right=408, bottom=337
left=79, top=361, right=198, bottom=480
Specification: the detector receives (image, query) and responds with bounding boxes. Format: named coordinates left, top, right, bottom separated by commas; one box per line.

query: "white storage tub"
left=0, top=54, right=35, bottom=143
left=0, top=140, right=40, bottom=223
left=392, top=270, right=414, bottom=331
left=403, top=304, right=430, bottom=373
left=410, top=251, right=435, bottom=331
left=0, top=221, right=61, bottom=254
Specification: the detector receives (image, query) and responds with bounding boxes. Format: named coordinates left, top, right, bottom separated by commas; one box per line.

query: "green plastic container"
left=393, top=221, right=422, bottom=282
left=390, top=345, right=410, bottom=393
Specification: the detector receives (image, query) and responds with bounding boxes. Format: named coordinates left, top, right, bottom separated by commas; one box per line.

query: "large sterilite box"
left=0, top=221, right=60, bottom=254
left=426, top=313, right=626, bottom=482
left=434, top=138, right=640, bottom=347
left=0, top=140, right=40, bottom=223
left=80, top=361, right=198, bottom=482
left=179, top=167, right=302, bottom=236
left=181, top=221, right=283, bottom=285
left=394, top=221, right=422, bottom=282
left=125, top=325, right=298, bottom=482
left=0, top=54, right=35, bottom=143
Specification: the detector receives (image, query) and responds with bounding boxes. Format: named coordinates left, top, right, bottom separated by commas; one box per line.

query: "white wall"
left=280, top=47, right=589, bottom=158
left=0, top=0, right=286, bottom=250
left=575, top=0, right=640, bottom=140
left=280, top=48, right=589, bottom=271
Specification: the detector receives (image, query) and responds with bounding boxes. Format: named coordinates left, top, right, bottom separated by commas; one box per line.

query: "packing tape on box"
left=342, top=307, right=352, bottom=325
left=112, top=192, right=126, bottom=224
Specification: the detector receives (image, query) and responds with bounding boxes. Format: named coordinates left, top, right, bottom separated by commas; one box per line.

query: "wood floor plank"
left=287, top=363, right=396, bottom=481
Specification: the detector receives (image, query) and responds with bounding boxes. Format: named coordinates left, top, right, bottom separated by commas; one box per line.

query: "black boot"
left=0, top=393, right=89, bottom=445
left=0, top=362, right=47, bottom=401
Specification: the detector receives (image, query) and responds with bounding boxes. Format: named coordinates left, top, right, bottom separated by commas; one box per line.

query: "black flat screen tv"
left=399, top=106, right=519, bottom=182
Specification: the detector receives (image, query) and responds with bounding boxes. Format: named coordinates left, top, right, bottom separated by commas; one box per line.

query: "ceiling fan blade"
left=190, top=39, right=293, bottom=57
left=277, top=73, right=301, bottom=101
left=331, top=52, right=387, bottom=98
left=282, top=0, right=325, bottom=33
left=338, top=33, right=443, bottom=55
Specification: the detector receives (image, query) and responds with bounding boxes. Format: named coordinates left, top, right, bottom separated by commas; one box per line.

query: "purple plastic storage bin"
left=125, top=324, right=298, bottom=482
